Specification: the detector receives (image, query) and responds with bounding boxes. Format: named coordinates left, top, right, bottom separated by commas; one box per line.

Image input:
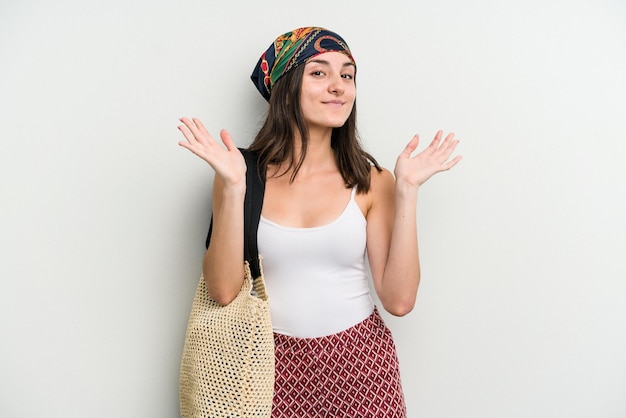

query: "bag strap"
left=241, top=149, right=265, bottom=279
left=205, top=148, right=266, bottom=280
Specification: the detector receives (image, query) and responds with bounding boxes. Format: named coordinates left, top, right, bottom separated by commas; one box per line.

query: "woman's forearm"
left=203, top=182, right=246, bottom=305
left=379, top=183, right=421, bottom=316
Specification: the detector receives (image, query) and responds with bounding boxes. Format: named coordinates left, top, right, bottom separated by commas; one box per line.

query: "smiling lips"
left=323, top=100, right=344, bottom=106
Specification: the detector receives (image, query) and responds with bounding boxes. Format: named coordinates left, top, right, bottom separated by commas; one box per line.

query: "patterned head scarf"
left=251, top=27, right=355, bottom=101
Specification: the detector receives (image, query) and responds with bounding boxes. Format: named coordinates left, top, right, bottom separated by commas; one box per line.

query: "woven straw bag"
left=179, top=262, right=274, bottom=417
left=179, top=149, right=274, bottom=417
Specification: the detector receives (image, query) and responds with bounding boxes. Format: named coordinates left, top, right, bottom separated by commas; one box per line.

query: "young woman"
left=178, top=26, right=461, bottom=417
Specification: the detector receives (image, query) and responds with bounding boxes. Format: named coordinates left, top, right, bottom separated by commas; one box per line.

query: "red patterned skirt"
left=272, top=308, right=407, bottom=417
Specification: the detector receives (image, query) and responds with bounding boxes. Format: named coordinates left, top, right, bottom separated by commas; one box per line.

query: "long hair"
left=249, top=64, right=382, bottom=193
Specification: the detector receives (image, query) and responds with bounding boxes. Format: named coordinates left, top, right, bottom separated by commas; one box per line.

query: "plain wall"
left=1, top=0, right=625, bottom=416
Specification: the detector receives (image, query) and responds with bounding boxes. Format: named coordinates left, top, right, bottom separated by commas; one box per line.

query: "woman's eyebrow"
left=306, top=58, right=356, bottom=69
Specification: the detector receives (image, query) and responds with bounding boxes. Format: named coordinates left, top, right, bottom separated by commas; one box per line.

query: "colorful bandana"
left=250, top=27, right=355, bottom=101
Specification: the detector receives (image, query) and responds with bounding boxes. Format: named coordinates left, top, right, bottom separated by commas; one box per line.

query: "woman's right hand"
left=177, top=117, right=246, bottom=188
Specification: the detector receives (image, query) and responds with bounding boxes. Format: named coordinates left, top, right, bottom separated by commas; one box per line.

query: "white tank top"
left=257, top=187, right=374, bottom=338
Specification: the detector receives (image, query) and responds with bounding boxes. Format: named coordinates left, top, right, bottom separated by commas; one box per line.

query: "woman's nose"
left=328, top=74, right=344, bottom=95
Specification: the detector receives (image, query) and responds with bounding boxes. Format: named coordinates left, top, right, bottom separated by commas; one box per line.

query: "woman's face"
left=299, top=51, right=356, bottom=131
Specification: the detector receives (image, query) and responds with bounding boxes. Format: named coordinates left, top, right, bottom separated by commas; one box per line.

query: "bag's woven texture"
left=180, top=262, right=274, bottom=417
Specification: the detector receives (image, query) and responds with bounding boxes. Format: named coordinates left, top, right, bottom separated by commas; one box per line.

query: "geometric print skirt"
left=272, top=307, right=407, bottom=417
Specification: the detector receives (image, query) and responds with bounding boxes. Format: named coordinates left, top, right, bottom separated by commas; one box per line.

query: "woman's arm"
left=178, top=117, right=248, bottom=305
left=203, top=175, right=246, bottom=305
left=366, top=131, right=461, bottom=316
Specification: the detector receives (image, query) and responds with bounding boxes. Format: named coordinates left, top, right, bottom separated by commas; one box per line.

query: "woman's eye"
left=342, top=74, right=354, bottom=80
left=311, top=70, right=324, bottom=76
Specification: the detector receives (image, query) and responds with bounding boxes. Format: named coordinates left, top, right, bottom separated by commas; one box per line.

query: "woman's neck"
left=266, top=127, right=336, bottom=180
left=292, top=127, right=336, bottom=173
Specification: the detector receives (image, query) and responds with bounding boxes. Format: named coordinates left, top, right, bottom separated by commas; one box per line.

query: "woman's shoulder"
left=369, top=165, right=395, bottom=192
left=356, top=165, right=394, bottom=215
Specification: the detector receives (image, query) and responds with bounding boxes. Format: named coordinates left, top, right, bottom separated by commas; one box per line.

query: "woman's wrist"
left=221, top=182, right=246, bottom=200
left=394, top=179, right=419, bottom=199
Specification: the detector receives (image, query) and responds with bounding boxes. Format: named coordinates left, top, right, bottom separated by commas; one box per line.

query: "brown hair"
left=249, top=64, right=382, bottom=193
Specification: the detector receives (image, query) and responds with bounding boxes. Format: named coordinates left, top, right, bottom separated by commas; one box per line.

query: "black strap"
left=205, top=149, right=266, bottom=279
left=241, top=149, right=265, bottom=278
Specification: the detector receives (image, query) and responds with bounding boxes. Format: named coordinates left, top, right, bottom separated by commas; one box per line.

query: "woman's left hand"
left=394, top=130, right=462, bottom=188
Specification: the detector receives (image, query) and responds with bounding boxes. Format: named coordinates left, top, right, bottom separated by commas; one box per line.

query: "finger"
left=437, top=135, right=458, bottom=153
left=178, top=139, right=194, bottom=150
left=177, top=136, right=201, bottom=154
left=219, top=129, right=237, bottom=151
left=177, top=123, right=197, bottom=144
left=435, top=146, right=459, bottom=168
left=180, top=117, right=208, bottom=143
left=434, top=133, right=458, bottom=159
left=442, top=155, right=463, bottom=171
left=427, top=130, right=444, bottom=150
left=441, top=132, right=455, bottom=147
left=178, top=117, right=199, bottom=140
left=401, top=134, right=420, bottom=157
left=179, top=116, right=196, bottom=131
left=193, top=118, right=212, bottom=139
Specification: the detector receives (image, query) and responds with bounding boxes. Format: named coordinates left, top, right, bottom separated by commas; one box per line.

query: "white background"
left=1, top=0, right=625, bottom=417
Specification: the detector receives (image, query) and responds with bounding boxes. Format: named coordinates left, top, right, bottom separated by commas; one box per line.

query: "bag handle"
left=241, top=149, right=265, bottom=279
left=205, top=148, right=266, bottom=280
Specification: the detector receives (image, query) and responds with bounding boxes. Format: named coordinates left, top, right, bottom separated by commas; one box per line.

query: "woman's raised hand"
left=177, top=117, right=247, bottom=187
left=394, top=130, right=462, bottom=188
